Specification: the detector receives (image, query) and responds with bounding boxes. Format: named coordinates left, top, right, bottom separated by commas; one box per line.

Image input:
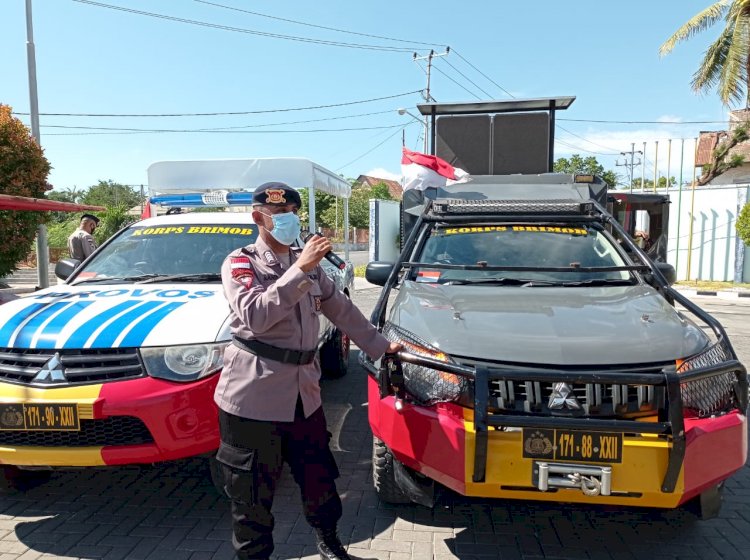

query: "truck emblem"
left=524, top=430, right=553, bottom=457
left=548, top=382, right=580, bottom=410
left=33, top=352, right=67, bottom=383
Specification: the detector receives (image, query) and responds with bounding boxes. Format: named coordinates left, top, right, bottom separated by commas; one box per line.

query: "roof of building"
left=355, top=175, right=403, bottom=200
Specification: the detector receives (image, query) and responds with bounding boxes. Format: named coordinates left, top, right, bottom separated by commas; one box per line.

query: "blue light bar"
left=149, top=192, right=254, bottom=207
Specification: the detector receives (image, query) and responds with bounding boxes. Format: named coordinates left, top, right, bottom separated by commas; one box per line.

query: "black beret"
left=81, top=214, right=100, bottom=225
left=252, top=182, right=301, bottom=208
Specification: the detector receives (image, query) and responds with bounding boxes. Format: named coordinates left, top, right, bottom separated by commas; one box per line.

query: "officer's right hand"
left=296, top=234, right=331, bottom=272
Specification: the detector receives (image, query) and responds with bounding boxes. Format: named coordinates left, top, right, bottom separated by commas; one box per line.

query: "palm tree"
left=660, top=0, right=750, bottom=107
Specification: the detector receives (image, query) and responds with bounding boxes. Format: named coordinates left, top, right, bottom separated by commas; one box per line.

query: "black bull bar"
left=379, top=352, right=748, bottom=493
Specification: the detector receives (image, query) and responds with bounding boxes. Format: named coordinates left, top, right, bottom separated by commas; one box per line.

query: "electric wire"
left=450, top=49, right=515, bottom=98
left=41, top=124, right=406, bottom=136
left=13, top=90, right=421, bottom=118
left=71, top=0, right=420, bottom=52
left=439, top=58, right=495, bottom=99
left=193, top=0, right=443, bottom=48
left=334, top=126, right=408, bottom=172
left=431, top=64, right=482, bottom=100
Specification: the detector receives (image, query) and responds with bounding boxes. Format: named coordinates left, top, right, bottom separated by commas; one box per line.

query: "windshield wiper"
left=560, top=278, right=635, bottom=287
left=443, top=277, right=538, bottom=286
left=72, top=274, right=163, bottom=284
left=136, top=272, right=222, bottom=284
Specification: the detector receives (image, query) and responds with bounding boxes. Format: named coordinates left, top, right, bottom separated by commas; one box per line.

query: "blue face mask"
left=263, top=211, right=301, bottom=246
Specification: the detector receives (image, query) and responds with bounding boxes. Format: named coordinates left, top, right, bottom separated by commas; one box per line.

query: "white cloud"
left=363, top=167, right=401, bottom=181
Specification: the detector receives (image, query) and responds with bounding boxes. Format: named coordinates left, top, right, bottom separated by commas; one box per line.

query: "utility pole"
left=616, top=143, right=642, bottom=192
left=26, top=0, right=49, bottom=289
left=413, top=47, right=449, bottom=154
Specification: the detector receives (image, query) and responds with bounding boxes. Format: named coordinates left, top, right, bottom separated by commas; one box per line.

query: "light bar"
left=432, top=199, right=595, bottom=216
left=149, top=192, right=254, bottom=207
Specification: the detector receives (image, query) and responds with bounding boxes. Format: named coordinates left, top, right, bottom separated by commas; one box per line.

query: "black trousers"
left=217, top=400, right=342, bottom=560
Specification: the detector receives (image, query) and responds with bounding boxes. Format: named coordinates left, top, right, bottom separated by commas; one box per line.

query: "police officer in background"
left=215, top=182, right=401, bottom=560
left=67, top=213, right=99, bottom=261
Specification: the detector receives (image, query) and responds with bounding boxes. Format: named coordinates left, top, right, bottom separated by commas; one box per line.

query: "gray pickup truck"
left=362, top=173, right=747, bottom=518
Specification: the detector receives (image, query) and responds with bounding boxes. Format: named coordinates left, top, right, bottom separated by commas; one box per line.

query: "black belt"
left=232, top=336, right=317, bottom=365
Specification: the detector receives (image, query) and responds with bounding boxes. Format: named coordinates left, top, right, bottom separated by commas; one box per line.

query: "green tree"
left=0, top=104, right=51, bottom=278
left=80, top=180, right=143, bottom=209
left=660, top=1, right=750, bottom=106
left=47, top=188, right=83, bottom=224
left=553, top=154, right=619, bottom=188
left=736, top=201, right=750, bottom=246
left=95, top=205, right=138, bottom=244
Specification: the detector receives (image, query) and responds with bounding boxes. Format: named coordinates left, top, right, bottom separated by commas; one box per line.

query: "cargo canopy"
left=146, top=157, right=351, bottom=252
left=147, top=158, right=351, bottom=198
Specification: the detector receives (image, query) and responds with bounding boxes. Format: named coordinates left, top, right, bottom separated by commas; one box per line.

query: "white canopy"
left=147, top=158, right=351, bottom=198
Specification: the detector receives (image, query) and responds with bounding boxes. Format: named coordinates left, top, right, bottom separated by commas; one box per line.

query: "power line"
left=13, top=90, right=421, bottom=118
left=559, top=118, right=729, bottom=125
left=42, top=124, right=406, bottom=136
left=557, top=127, right=621, bottom=154
left=71, top=0, right=420, bottom=52
left=193, top=0, right=443, bottom=48
left=450, top=49, right=515, bottom=98
left=335, top=126, right=406, bottom=172
left=439, top=58, right=495, bottom=99
left=431, top=64, right=482, bottom=100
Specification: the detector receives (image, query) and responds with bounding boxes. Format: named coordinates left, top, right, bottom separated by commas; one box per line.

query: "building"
left=354, top=175, right=403, bottom=200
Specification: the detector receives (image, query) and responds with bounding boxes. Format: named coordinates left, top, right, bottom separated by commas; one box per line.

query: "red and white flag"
left=141, top=199, right=153, bottom=220
left=400, top=147, right=471, bottom=192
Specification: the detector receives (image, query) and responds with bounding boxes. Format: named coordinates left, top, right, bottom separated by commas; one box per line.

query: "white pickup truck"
left=0, top=158, right=353, bottom=489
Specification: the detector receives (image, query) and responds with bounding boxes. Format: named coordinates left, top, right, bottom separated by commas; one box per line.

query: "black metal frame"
left=365, top=190, right=749, bottom=495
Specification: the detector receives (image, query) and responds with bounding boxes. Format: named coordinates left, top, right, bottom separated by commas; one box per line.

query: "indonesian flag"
left=401, top=147, right=471, bottom=192
left=141, top=199, right=153, bottom=219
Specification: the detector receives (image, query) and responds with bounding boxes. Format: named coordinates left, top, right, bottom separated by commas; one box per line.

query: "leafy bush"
left=737, top=202, right=750, bottom=247
left=0, top=105, right=51, bottom=277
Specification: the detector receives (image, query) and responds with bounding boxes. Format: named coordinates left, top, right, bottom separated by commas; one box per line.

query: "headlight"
left=141, top=342, right=228, bottom=382
left=383, top=322, right=469, bottom=405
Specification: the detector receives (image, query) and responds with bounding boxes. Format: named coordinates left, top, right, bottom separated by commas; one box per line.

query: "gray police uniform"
left=67, top=229, right=97, bottom=260
left=215, top=234, right=390, bottom=559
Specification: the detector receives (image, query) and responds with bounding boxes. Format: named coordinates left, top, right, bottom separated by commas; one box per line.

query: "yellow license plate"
left=522, top=428, right=622, bottom=463
left=0, top=403, right=80, bottom=431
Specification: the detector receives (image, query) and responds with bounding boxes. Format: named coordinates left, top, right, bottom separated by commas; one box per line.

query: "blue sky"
left=2, top=0, right=733, bottom=192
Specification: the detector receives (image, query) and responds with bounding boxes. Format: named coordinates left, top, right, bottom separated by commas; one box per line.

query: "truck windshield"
left=416, top=223, right=631, bottom=285
left=74, top=224, right=258, bottom=282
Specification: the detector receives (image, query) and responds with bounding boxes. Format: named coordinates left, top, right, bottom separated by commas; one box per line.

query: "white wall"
left=664, top=184, right=749, bottom=282
left=368, top=199, right=401, bottom=262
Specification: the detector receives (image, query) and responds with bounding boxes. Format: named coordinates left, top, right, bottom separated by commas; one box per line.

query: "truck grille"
left=0, top=416, right=153, bottom=447
left=488, top=377, right=666, bottom=417
left=0, top=347, right=145, bottom=385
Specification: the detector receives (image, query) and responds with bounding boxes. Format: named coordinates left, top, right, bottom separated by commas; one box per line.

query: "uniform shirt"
left=215, top=235, right=391, bottom=422
left=67, top=229, right=97, bottom=260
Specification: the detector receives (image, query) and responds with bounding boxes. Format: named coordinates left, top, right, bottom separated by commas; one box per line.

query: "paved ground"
left=0, top=286, right=749, bottom=559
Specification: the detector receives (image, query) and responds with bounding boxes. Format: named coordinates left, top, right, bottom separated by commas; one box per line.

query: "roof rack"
left=431, top=198, right=596, bottom=216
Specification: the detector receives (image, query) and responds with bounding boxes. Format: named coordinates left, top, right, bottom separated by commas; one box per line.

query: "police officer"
left=67, top=214, right=99, bottom=261
left=215, top=182, right=401, bottom=560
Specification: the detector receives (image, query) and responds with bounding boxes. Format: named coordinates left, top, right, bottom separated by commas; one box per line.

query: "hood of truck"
left=390, top=282, right=708, bottom=365
left=0, top=284, right=228, bottom=349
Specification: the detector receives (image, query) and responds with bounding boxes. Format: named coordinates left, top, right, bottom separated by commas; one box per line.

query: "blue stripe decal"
left=0, top=303, right=48, bottom=347
left=35, top=301, right=96, bottom=349
left=89, top=300, right=165, bottom=348
left=62, top=300, right=142, bottom=349
left=14, top=302, right=77, bottom=348
left=119, top=301, right=186, bottom=347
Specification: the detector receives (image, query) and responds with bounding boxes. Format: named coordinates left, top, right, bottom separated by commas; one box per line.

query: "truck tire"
left=372, top=437, right=411, bottom=504
left=0, top=466, right=51, bottom=492
left=320, top=328, right=349, bottom=379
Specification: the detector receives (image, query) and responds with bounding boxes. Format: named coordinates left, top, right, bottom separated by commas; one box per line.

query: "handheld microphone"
left=303, top=232, right=347, bottom=270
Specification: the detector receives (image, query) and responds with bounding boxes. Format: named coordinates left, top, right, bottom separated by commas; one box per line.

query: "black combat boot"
left=315, top=528, right=351, bottom=560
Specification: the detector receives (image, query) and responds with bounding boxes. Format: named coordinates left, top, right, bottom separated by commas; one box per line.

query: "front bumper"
left=368, top=366, right=748, bottom=508
left=0, top=375, right=220, bottom=467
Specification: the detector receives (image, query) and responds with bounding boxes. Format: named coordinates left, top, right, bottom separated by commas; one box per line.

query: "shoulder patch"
left=230, top=256, right=255, bottom=288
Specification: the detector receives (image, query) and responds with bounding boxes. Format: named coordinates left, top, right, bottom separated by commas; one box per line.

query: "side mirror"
left=655, top=262, right=677, bottom=286
left=365, top=262, right=394, bottom=287
left=55, top=258, right=80, bottom=281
